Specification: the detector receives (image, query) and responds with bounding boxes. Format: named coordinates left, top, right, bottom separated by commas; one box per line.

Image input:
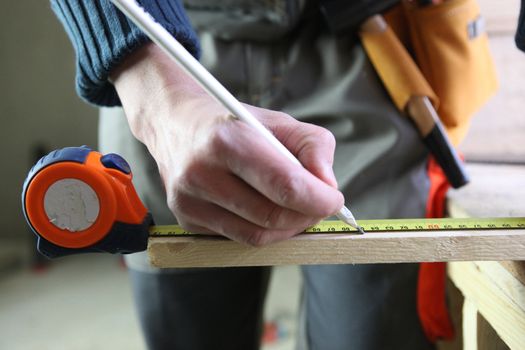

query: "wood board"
left=448, top=261, right=525, bottom=350
left=148, top=229, right=525, bottom=268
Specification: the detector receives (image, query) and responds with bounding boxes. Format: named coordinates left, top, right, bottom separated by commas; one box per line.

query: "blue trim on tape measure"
left=100, top=153, right=131, bottom=174
left=36, top=213, right=153, bottom=258
left=22, top=146, right=152, bottom=259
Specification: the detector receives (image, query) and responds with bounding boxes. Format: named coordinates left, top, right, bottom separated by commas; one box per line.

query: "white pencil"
left=110, top=0, right=363, bottom=233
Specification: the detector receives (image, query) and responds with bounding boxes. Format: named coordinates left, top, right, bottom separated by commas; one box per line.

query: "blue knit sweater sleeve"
left=51, top=0, right=200, bottom=106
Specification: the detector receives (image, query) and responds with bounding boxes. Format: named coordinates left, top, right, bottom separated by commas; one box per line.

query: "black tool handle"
left=407, top=96, right=469, bottom=189
left=423, top=123, right=469, bottom=188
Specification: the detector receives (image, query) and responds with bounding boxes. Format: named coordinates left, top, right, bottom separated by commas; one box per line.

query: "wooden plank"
left=475, top=261, right=525, bottom=313
left=463, top=298, right=479, bottom=350
left=447, top=164, right=525, bottom=282
left=448, top=261, right=525, bottom=350
left=148, top=229, right=525, bottom=268
left=499, top=261, right=525, bottom=286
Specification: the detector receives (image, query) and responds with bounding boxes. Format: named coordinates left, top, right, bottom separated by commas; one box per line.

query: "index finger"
left=221, top=122, right=344, bottom=218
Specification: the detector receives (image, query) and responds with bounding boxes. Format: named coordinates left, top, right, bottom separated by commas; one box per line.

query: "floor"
left=0, top=254, right=301, bottom=350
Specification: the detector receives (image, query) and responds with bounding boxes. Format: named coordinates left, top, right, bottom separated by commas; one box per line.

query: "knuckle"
left=209, top=124, right=235, bottom=158
left=166, top=192, right=186, bottom=217
left=177, top=161, right=207, bottom=192
left=310, top=125, right=336, bottom=148
left=274, top=111, right=294, bottom=121
left=273, top=173, right=301, bottom=206
left=244, top=229, right=269, bottom=247
left=262, top=205, right=284, bottom=229
left=319, top=127, right=336, bottom=146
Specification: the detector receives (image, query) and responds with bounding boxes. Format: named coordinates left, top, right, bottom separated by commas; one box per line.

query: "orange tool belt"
left=378, top=0, right=499, bottom=145
left=419, top=157, right=456, bottom=342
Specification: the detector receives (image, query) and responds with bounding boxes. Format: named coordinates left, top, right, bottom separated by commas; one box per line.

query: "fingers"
left=215, top=120, right=344, bottom=219
left=170, top=193, right=313, bottom=246
left=151, top=97, right=343, bottom=246
left=176, top=165, right=322, bottom=230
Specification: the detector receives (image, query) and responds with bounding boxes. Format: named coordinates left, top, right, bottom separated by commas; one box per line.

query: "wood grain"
left=148, top=229, right=525, bottom=268
left=448, top=261, right=525, bottom=350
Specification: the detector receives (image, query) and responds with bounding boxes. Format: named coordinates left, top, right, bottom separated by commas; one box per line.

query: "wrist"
left=111, top=43, right=204, bottom=140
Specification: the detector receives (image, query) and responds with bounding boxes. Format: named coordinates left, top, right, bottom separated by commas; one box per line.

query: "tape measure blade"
left=148, top=217, right=525, bottom=236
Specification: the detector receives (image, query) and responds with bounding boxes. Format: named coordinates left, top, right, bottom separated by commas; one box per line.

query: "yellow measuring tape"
left=149, top=217, right=525, bottom=236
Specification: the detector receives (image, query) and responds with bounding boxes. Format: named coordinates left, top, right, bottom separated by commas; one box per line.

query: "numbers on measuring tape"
left=150, top=217, right=525, bottom=236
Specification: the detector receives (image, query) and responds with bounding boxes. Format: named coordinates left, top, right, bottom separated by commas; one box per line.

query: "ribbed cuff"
left=51, top=0, right=200, bottom=106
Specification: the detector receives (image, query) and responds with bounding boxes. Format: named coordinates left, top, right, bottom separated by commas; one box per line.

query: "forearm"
left=111, top=43, right=203, bottom=141
left=109, top=43, right=342, bottom=245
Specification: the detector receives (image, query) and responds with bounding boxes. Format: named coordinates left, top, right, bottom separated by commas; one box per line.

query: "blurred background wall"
left=0, top=1, right=97, bottom=255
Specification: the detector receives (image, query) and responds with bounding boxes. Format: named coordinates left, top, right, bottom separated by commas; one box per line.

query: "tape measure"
left=22, top=146, right=153, bottom=258
left=22, top=147, right=525, bottom=259
left=149, top=217, right=525, bottom=236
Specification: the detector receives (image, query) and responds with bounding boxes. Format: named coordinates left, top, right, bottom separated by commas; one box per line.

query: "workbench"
left=148, top=163, right=525, bottom=350
left=441, top=163, right=525, bottom=350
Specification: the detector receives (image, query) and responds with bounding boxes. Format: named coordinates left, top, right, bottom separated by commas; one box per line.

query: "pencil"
left=110, top=0, right=364, bottom=233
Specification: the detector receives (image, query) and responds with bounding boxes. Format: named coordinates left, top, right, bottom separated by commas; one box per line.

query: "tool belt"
left=321, top=0, right=498, bottom=144
left=386, top=0, right=498, bottom=144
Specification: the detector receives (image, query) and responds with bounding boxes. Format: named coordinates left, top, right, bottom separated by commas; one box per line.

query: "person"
left=51, top=0, right=436, bottom=349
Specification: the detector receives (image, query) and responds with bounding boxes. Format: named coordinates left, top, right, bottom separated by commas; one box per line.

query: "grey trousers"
left=99, top=19, right=432, bottom=350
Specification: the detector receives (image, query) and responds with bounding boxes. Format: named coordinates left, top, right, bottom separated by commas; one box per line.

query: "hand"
left=112, top=43, right=344, bottom=245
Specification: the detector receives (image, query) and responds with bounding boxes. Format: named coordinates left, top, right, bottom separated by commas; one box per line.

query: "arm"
left=52, top=0, right=344, bottom=245
left=111, top=43, right=344, bottom=245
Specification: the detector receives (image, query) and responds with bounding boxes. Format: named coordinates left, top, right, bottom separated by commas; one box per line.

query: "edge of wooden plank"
left=148, top=229, right=525, bottom=268
left=498, top=261, right=525, bottom=286
left=474, top=261, right=525, bottom=314
left=448, top=261, right=525, bottom=350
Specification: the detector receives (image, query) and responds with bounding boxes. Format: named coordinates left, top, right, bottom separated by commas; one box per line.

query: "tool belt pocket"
left=402, top=0, right=498, bottom=141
